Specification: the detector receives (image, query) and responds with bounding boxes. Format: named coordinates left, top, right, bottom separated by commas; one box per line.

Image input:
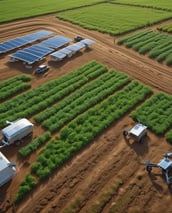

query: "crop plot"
left=131, top=92, right=172, bottom=135
left=0, top=61, right=107, bottom=127
left=0, top=74, right=31, bottom=101
left=117, top=30, right=172, bottom=65
left=57, top=3, right=172, bottom=35
left=31, top=80, right=151, bottom=180
left=158, top=23, right=172, bottom=33
left=35, top=70, right=130, bottom=133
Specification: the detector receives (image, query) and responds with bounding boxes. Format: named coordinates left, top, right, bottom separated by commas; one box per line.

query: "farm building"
left=0, top=152, right=16, bottom=187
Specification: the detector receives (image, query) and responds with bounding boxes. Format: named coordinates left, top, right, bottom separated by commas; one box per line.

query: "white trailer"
left=0, top=152, right=16, bottom=187
left=1, top=118, right=34, bottom=147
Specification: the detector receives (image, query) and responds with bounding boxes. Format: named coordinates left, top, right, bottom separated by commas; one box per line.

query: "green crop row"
left=57, top=4, right=172, bottom=36
left=18, top=132, right=51, bottom=157
left=131, top=92, right=172, bottom=135
left=0, top=61, right=107, bottom=127
left=15, top=174, right=37, bottom=202
left=36, top=70, right=130, bottom=133
left=31, top=80, right=151, bottom=180
left=158, top=23, right=172, bottom=33
left=117, top=30, right=172, bottom=66
left=0, top=74, right=31, bottom=101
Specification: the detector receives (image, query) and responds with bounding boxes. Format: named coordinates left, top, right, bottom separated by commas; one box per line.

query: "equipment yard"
left=0, top=12, right=172, bottom=213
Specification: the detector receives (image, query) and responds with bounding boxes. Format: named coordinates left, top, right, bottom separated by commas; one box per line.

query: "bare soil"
left=0, top=15, right=172, bottom=213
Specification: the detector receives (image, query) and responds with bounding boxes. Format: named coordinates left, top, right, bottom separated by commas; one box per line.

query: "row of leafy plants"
left=0, top=74, right=31, bottom=101
left=15, top=174, right=37, bottom=202
left=117, top=30, right=172, bottom=65
left=31, top=80, right=151, bottom=180
left=0, top=61, right=107, bottom=127
left=158, top=23, right=172, bottom=33
left=131, top=92, right=172, bottom=141
left=19, top=132, right=51, bottom=157
left=35, top=70, right=130, bottom=133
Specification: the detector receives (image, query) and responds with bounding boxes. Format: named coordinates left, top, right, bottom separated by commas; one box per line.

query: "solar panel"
left=80, top=39, right=95, bottom=46
left=3, top=41, right=18, bottom=48
left=76, top=42, right=86, bottom=49
left=60, top=48, right=72, bottom=55
left=0, top=43, right=13, bottom=52
left=10, top=43, right=54, bottom=64
left=0, top=30, right=53, bottom=54
left=0, top=45, right=7, bottom=53
left=10, top=38, right=28, bottom=46
left=41, top=35, right=71, bottom=49
left=51, top=51, right=66, bottom=60
left=30, top=44, right=53, bottom=54
left=66, top=44, right=82, bottom=52
left=10, top=50, right=41, bottom=64
left=24, top=44, right=53, bottom=57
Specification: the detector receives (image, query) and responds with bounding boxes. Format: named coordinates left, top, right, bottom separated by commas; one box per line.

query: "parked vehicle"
left=0, top=118, right=34, bottom=147
left=35, top=64, right=49, bottom=74
left=74, top=36, right=84, bottom=42
left=123, top=123, right=147, bottom=142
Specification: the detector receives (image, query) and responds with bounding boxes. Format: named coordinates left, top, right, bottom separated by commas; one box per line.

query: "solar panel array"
left=0, top=30, right=53, bottom=54
left=40, top=35, right=71, bottom=49
left=50, top=39, right=95, bottom=61
left=9, top=35, right=72, bottom=65
left=10, top=45, right=53, bottom=64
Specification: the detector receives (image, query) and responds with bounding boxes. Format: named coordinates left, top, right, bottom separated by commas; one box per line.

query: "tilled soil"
left=0, top=15, right=172, bottom=213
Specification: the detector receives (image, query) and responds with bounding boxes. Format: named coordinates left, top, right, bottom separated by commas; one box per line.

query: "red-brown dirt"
left=0, top=15, right=172, bottom=213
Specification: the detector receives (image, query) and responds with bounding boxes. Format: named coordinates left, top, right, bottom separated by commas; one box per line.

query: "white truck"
left=0, top=118, right=34, bottom=147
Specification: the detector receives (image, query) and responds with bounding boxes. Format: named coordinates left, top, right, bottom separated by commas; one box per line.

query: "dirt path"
left=0, top=15, right=172, bottom=213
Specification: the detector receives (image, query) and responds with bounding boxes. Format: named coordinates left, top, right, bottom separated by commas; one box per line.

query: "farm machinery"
left=146, top=153, right=172, bottom=186
left=123, top=123, right=147, bottom=142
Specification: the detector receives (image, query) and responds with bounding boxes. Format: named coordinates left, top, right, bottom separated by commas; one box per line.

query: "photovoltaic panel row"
left=10, top=44, right=54, bottom=64
left=0, top=30, right=53, bottom=54
left=40, top=35, right=71, bottom=49
left=50, top=39, right=94, bottom=60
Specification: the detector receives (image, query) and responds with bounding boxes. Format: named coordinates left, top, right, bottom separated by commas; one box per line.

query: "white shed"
left=0, top=152, right=16, bottom=186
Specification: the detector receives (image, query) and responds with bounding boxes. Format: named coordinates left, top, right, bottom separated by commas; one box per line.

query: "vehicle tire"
left=146, top=166, right=152, bottom=173
left=123, top=130, right=128, bottom=136
left=15, top=140, right=21, bottom=146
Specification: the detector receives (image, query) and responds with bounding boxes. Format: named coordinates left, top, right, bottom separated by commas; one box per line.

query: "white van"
left=1, top=118, right=34, bottom=146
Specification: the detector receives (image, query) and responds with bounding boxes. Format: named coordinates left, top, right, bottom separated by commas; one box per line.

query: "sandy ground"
left=0, top=15, right=172, bottom=213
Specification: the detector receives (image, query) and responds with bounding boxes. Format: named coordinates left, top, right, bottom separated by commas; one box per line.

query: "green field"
left=57, top=3, right=172, bottom=35
left=114, top=0, right=172, bottom=11
left=0, top=0, right=103, bottom=23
